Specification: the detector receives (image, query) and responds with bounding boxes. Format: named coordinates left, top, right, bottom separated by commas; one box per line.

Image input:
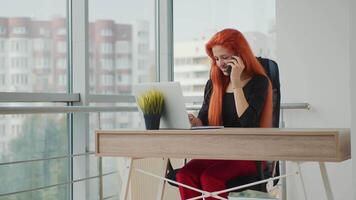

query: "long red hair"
left=205, top=28, right=272, bottom=127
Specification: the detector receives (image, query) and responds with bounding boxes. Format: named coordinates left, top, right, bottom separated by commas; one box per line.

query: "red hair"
left=205, top=28, right=272, bottom=127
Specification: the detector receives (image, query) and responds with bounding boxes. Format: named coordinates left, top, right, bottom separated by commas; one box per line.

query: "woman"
left=176, top=28, right=273, bottom=200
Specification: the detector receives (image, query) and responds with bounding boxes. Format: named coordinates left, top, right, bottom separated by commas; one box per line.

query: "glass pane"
left=89, top=0, right=156, bottom=95
left=88, top=109, right=143, bottom=200
left=0, top=185, right=68, bottom=200
left=0, top=112, right=68, bottom=162
left=89, top=109, right=142, bottom=152
left=0, top=0, right=68, bottom=92
left=0, top=113, right=68, bottom=199
left=173, top=0, right=276, bottom=95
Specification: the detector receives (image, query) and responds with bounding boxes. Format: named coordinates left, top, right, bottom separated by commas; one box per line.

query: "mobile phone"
left=226, top=56, right=240, bottom=75
left=226, top=65, right=232, bottom=75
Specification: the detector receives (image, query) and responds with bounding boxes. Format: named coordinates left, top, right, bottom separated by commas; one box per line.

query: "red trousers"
left=176, top=159, right=260, bottom=200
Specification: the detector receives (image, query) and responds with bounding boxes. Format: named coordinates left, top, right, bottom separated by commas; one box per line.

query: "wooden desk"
left=95, top=128, right=350, bottom=162
left=95, top=128, right=350, bottom=200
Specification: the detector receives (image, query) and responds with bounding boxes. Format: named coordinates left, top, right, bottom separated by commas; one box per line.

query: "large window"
left=173, top=0, right=276, bottom=96
left=0, top=0, right=68, bottom=93
left=0, top=113, right=68, bottom=199
left=87, top=0, right=156, bottom=199
left=89, top=0, right=156, bottom=95
left=0, top=0, right=69, bottom=199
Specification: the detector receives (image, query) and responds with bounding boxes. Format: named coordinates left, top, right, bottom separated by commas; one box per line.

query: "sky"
left=0, top=0, right=275, bottom=48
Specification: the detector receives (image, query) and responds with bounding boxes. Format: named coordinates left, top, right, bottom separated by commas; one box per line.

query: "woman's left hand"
left=228, top=56, right=245, bottom=88
left=188, top=113, right=202, bottom=127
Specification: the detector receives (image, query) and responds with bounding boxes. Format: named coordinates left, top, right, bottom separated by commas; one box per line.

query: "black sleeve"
left=198, top=79, right=212, bottom=126
left=239, top=76, right=269, bottom=127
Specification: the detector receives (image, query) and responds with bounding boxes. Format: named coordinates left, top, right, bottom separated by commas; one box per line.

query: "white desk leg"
left=120, top=158, right=133, bottom=200
left=296, top=162, right=308, bottom=200
left=319, top=162, right=334, bottom=200
left=156, top=158, right=169, bottom=200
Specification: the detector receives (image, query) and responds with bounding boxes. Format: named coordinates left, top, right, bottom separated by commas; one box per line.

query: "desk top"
left=95, top=128, right=350, bottom=162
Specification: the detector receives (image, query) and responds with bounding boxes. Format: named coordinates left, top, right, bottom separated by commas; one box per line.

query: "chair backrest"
left=256, top=57, right=281, bottom=128
left=256, top=57, right=281, bottom=186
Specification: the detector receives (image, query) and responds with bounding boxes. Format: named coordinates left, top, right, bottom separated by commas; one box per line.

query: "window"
left=57, top=28, right=66, bottom=35
left=116, top=55, right=130, bottom=69
left=0, top=114, right=69, bottom=200
left=0, top=74, right=6, bottom=85
left=101, top=74, right=114, bottom=85
left=89, top=0, right=156, bottom=95
left=137, top=31, right=148, bottom=39
left=100, top=29, right=113, bottom=36
left=0, top=40, right=5, bottom=52
left=12, top=26, right=27, bottom=34
left=33, top=39, right=51, bottom=51
left=173, top=0, right=276, bottom=95
left=57, top=58, right=66, bottom=69
left=1, top=0, right=160, bottom=199
left=100, top=43, right=113, bottom=54
left=39, top=28, right=50, bottom=37
left=10, top=39, right=29, bottom=53
left=0, top=0, right=68, bottom=197
left=116, top=74, right=130, bottom=83
left=0, top=57, right=5, bottom=69
left=58, top=74, right=66, bottom=85
left=0, top=25, right=6, bottom=34
left=138, top=43, right=148, bottom=54
left=35, top=58, right=51, bottom=69
left=0, top=124, right=5, bottom=137
left=11, top=57, right=28, bottom=69
left=11, top=74, right=28, bottom=85
left=100, top=58, right=113, bottom=69
left=88, top=1, right=156, bottom=197
left=57, top=41, right=66, bottom=53
left=116, top=41, right=131, bottom=54
left=138, top=59, right=146, bottom=70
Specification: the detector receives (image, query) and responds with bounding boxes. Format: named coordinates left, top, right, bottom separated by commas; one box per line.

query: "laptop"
left=133, top=82, right=223, bottom=130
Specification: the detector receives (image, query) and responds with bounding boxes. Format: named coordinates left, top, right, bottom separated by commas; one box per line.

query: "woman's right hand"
left=228, top=56, right=245, bottom=88
left=188, top=113, right=203, bottom=127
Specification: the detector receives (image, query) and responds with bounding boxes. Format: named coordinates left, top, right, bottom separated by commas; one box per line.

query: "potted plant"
left=137, top=90, right=165, bottom=130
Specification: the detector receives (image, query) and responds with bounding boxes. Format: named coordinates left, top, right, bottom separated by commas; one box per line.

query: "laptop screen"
left=133, top=82, right=191, bottom=129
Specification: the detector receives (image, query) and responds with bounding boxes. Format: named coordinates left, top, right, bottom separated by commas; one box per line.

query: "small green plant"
left=137, top=90, right=165, bottom=115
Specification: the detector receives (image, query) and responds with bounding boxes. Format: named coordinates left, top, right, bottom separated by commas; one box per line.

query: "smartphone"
left=226, top=65, right=232, bottom=75
left=226, top=56, right=238, bottom=75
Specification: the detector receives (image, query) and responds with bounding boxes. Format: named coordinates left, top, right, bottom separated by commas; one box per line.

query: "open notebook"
left=133, top=82, right=223, bottom=130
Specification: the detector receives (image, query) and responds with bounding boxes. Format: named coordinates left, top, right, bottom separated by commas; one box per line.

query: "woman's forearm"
left=233, top=87, right=249, bottom=117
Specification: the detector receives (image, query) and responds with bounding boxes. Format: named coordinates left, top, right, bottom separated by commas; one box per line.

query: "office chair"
left=165, top=57, right=281, bottom=193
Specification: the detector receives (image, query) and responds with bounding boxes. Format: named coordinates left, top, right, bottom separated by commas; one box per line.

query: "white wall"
left=350, top=0, right=356, bottom=199
left=276, top=0, right=352, bottom=199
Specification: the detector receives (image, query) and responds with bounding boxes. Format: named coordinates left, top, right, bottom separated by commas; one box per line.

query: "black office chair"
left=165, top=57, right=281, bottom=193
